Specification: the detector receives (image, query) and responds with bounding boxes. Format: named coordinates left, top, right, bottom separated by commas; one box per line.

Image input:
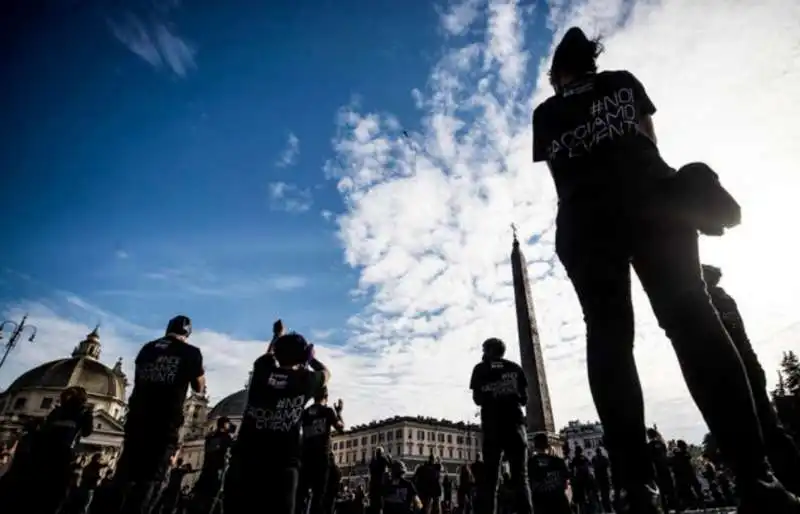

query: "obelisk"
left=510, top=225, right=557, bottom=445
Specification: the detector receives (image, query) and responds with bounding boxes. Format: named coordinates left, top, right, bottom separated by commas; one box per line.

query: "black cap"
left=166, top=315, right=192, bottom=337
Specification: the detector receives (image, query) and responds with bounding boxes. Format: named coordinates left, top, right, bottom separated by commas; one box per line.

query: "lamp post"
left=0, top=314, right=38, bottom=373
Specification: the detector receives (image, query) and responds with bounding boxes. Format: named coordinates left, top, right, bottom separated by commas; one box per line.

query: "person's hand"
left=305, top=343, right=316, bottom=363
left=273, top=319, right=285, bottom=338
left=335, top=399, right=344, bottom=412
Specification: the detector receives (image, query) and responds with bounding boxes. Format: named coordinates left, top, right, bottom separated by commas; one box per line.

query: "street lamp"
left=0, top=314, right=38, bottom=373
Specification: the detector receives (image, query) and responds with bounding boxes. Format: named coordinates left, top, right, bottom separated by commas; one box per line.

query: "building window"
left=396, top=429, right=403, bottom=439
left=333, top=442, right=338, bottom=450
left=361, top=450, right=366, bottom=462
left=371, top=435, right=377, bottom=444
left=408, top=443, right=413, bottom=454
left=379, top=433, right=385, bottom=442
left=437, top=433, right=444, bottom=442
left=396, top=444, right=402, bottom=456
left=361, top=436, right=367, bottom=445
left=448, top=447, right=453, bottom=458
left=408, top=431, right=413, bottom=440
left=39, top=398, right=53, bottom=410
left=447, top=434, right=452, bottom=443
left=418, top=444, right=424, bottom=455
left=457, top=436, right=464, bottom=444
left=12, top=397, right=26, bottom=410
left=458, top=450, right=463, bottom=459
left=417, top=430, right=424, bottom=440
left=466, top=438, right=472, bottom=446
left=353, top=439, right=358, bottom=447
left=427, top=432, right=434, bottom=441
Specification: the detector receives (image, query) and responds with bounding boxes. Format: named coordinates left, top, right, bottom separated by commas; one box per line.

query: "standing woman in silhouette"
left=532, top=26, right=800, bottom=514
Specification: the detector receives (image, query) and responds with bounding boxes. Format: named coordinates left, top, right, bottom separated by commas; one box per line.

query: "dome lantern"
left=72, top=324, right=102, bottom=360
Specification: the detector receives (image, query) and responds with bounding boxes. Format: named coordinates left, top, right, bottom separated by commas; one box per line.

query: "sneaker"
left=738, top=473, right=800, bottom=514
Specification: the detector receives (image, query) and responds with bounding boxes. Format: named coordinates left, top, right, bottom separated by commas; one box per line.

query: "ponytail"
left=549, top=27, right=604, bottom=80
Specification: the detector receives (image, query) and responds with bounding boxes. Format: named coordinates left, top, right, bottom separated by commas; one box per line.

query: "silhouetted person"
left=369, top=447, right=391, bottom=514
left=382, top=460, right=422, bottom=514
left=457, top=464, right=474, bottom=514
left=527, top=433, right=570, bottom=514
left=75, top=453, right=106, bottom=514
left=532, top=25, right=800, bottom=513
left=469, top=337, right=532, bottom=514
left=191, top=416, right=234, bottom=513
left=414, top=455, right=443, bottom=514
left=703, top=264, right=800, bottom=495
left=591, top=448, right=612, bottom=513
left=670, top=440, right=702, bottom=511
left=113, top=315, right=205, bottom=514
left=297, top=390, right=344, bottom=514
left=442, top=473, right=453, bottom=513
left=224, top=321, right=329, bottom=514
left=324, top=452, right=342, bottom=514
left=25, top=386, right=93, bottom=514
left=154, top=459, right=195, bottom=514
left=569, top=446, right=595, bottom=514
left=646, top=429, right=676, bottom=512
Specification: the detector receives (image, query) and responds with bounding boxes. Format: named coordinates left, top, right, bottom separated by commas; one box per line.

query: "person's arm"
left=532, top=106, right=549, bottom=163
left=469, top=365, right=483, bottom=407
left=623, top=71, right=657, bottom=144
left=306, top=345, right=331, bottom=386
left=409, top=483, right=423, bottom=511
left=516, top=364, right=528, bottom=407
left=267, top=319, right=285, bottom=354
left=332, top=402, right=345, bottom=433
left=80, top=407, right=94, bottom=438
left=189, top=347, right=206, bottom=393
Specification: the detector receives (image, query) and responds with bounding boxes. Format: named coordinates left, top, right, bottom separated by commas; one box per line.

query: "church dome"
left=4, top=327, right=127, bottom=400
left=208, top=389, right=247, bottom=420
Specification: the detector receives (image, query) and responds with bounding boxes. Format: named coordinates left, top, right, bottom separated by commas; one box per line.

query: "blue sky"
left=1, top=0, right=797, bottom=443
left=2, top=1, right=463, bottom=336
left=0, top=0, right=550, bottom=342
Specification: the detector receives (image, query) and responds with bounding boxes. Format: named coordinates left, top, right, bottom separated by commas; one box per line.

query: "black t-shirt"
left=203, top=431, right=233, bottom=471
left=648, top=439, right=669, bottom=468
left=383, top=478, right=418, bottom=514
left=533, top=70, right=669, bottom=204
left=234, top=354, right=325, bottom=468
left=528, top=454, right=570, bottom=511
left=370, top=455, right=390, bottom=479
left=37, top=405, right=93, bottom=458
left=670, top=449, right=695, bottom=479
left=591, top=453, right=609, bottom=478
left=82, top=460, right=104, bottom=488
left=570, top=455, right=592, bottom=485
left=302, top=403, right=339, bottom=457
left=126, top=337, right=204, bottom=441
left=469, top=358, right=527, bottom=427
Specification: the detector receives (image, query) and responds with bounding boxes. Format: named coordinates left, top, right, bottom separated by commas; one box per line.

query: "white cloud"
left=276, top=133, right=301, bottom=168
left=115, top=250, right=129, bottom=260
left=327, top=0, right=800, bottom=443
left=107, top=9, right=196, bottom=78
left=268, top=181, right=313, bottom=213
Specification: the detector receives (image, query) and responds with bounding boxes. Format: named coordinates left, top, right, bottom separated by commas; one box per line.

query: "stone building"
left=332, top=416, right=482, bottom=479
left=0, top=327, right=129, bottom=460
left=559, top=420, right=604, bottom=456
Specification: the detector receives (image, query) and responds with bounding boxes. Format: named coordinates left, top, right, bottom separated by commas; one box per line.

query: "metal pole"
left=0, top=314, right=38, bottom=374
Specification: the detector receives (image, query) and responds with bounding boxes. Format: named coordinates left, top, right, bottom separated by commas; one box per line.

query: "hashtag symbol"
left=590, top=100, right=603, bottom=116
